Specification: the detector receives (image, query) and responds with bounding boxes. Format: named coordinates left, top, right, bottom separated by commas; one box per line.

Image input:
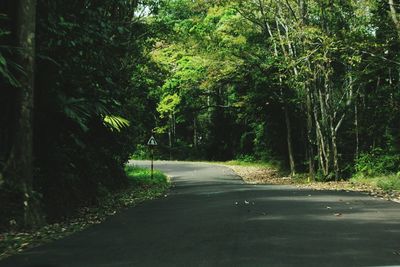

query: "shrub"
left=235, top=154, right=256, bottom=163
left=131, top=144, right=151, bottom=160
left=377, top=175, right=400, bottom=191
left=355, top=148, right=400, bottom=177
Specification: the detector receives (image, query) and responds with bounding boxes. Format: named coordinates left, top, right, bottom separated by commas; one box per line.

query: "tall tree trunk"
left=306, top=87, right=315, bottom=181
left=284, top=103, right=296, bottom=176
left=331, top=121, right=340, bottom=180
left=354, top=99, right=359, bottom=159
left=193, top=116, right=198, bottom=149
left=389, top=0, right=400, bottom=39
left=4, top=0, right=42, bottom=228
left=298, top=0, right=314, bottom=181
left=271, top=16, right=296, bottom=176
left=298, top=0, right=307, bottom=23
left=172, top=113, right=176, bottom=143
left=314, top=85, right=329, bottom=177
left=168, top=114, right=172, bottom=160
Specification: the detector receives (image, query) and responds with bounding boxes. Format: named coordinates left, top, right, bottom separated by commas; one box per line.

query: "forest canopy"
left=0, top=0, right=399, bottom=230
left=149, top=0, right=400, bottom=180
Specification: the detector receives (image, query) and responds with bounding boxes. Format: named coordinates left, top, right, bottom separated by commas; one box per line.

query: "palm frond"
left=103, top=115, right=130, bottom=132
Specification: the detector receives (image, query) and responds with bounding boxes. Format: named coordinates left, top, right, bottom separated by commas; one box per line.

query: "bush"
left=235, top=154, right=256, bottom=163
left=131, top=144, right=151, bottom=160
left=355, top=148, right=400, bottom=177
left=377, top=174, right=400, bottom=191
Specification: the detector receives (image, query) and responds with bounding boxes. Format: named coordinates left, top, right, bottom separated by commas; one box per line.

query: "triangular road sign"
left=147, top=136, right=158, bottom=146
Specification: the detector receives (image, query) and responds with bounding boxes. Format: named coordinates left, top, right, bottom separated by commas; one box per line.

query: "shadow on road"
left=1, top=161, right=400, bottom=267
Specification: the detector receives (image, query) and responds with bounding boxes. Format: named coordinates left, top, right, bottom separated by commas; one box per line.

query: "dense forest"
left=1, top=0, right=399, bottom=230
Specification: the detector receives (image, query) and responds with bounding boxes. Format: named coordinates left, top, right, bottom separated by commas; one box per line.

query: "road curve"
left=1, top=160, right=400, bottom=267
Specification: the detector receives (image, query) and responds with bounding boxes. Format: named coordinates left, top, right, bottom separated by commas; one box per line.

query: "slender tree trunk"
left=168, top=114, right=172, bottom=160
left=314, top=88, right=329, bottom=177
left=315, top=118, right=328, bottom=176
left=284, top=103, right=296, bottom=176
left=193, top=116, right=198, bottom=149
left=306, top=87, right=315, bottom=181
left=354, top=99, right=359, bottom=159
left=331, top=121, right=340, bottom=180
left=298, top=0, right=307, bottom=23
left=271, top=16, right=297, bottom=176
left=4, top=0, right=42, bottom=228
left=298, top=0, right=314, bottom=181
left=389, top=0, right=400, bottom=39
left=172, top=113, right=176, bottom=143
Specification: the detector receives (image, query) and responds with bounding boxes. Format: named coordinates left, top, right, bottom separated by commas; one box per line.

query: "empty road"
left=1, top=161, right=400, bottom=267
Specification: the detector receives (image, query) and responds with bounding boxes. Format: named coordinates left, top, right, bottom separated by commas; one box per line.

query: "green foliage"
left=130, top=145, right=151, bottom=160
left=351, top=174, right=400, bottom=191
left=125, top=165, right=169, bottom=187
left=0, top=52, right=19, bottom=87
left=0, top=0, right=166, bottom=229
left=148, top=0, right=400, bottom=180
left=377, top=175, right=400, bottom=191
left=355, top=148, right=400, bottom=177
left=0, top=15, right=19, bottom=87
left=103, top=115, right=130, bottom=132
left=2, top=0, right=400, bottom=230
left=235, top=154, right=256, bottom=163
left=157, top=93, right=181, bottom=118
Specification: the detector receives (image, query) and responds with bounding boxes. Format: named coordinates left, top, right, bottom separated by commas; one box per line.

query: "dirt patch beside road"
left=225, top=164, right=400, bottom=203
left=226, top=165, right=292, bottom=185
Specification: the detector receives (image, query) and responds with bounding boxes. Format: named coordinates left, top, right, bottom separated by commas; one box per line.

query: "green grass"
left=125, top=165, right=169, bottom=188
left=351, top=174, right=400, bottom=191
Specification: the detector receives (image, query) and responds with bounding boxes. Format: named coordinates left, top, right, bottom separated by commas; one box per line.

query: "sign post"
left=147, top=136, right=158, bottom=179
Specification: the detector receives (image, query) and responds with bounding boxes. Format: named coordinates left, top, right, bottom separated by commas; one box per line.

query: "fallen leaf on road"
left=229, top=164, right=400, bottom=202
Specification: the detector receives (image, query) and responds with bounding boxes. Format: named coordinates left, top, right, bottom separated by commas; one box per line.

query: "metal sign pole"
left=147, top=135, right=158, bottom=180
left=151, top=146, right=154, bottom=180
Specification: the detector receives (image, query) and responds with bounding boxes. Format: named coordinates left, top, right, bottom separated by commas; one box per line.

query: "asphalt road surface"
left=1, top=161, right=400, bottom=267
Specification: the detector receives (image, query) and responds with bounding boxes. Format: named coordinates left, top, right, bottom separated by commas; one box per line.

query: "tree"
left=0, top=0, right=163, bottom=229
left=3, top=0, right=43, bottom=228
